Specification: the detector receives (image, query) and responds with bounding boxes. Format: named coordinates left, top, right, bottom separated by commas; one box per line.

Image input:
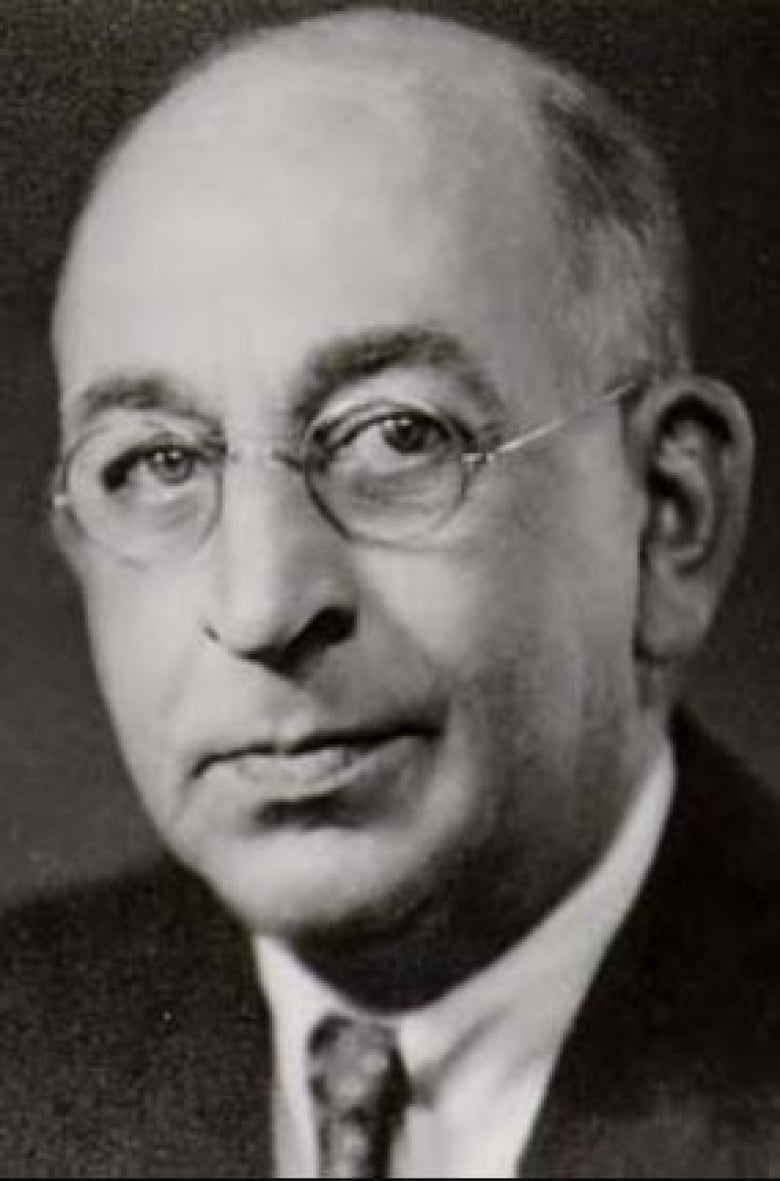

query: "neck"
left=289, top=838, right=604, bottom=1012
left=290, top=732, right=666, bottom=1012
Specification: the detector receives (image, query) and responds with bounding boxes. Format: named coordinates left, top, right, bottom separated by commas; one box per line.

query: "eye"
left=61, top=420, right=224, bottom=560
left=101, top=440, right=205, bottom=494
left=66, top=423, right=221, bottom=512
left=377, top=412, right=449, bottom=456
left=318, top=405, right=456, bottom=475
left=136, top=444, right=197, bottom=488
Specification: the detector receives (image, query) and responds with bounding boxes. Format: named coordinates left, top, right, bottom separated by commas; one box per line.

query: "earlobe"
left=633, top=376, right=754, bottom=675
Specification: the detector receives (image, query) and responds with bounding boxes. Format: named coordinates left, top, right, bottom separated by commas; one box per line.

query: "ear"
left=632, top=375, right=754, bottom=678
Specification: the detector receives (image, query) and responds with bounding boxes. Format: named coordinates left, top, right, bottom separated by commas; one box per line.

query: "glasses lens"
left=62, top=418, right=219, bottom=563
left=307, top=403, right=465, bottom=542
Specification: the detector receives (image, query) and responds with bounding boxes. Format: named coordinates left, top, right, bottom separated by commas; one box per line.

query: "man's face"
left=54, top=53, right=646, bottom=949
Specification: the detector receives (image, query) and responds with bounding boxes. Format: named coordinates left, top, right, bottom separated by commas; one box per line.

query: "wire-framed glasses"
left=51, top=379, right=638, bottom=565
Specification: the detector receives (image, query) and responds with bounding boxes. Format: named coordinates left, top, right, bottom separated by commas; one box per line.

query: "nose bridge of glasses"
left=213, top=428, right=346, bottom=564
left=202, top=432, right=360, bottom=654
left=216, top=436, right=318, bottom=545
left=225, top=437, right=306, bottom=473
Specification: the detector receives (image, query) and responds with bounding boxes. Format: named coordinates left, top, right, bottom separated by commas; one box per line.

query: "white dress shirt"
left=254, top=744, right=673, bottom=1179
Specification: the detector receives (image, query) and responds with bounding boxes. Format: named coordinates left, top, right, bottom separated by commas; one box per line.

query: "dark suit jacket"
left=2, top=717, right=780, bottom=1178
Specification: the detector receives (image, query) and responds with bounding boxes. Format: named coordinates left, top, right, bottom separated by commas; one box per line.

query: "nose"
left=200, top=460, right=358, bottom=670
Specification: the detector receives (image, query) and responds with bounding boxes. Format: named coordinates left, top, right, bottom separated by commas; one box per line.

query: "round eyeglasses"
left=51, top=380, right=638, bottom=565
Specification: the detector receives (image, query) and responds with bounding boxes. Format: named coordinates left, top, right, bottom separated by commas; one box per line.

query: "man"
left=0, top=5, right=777, bottom=1176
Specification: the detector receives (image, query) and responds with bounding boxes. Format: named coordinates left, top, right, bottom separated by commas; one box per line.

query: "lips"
left=193, top=727, right=431, bottom=810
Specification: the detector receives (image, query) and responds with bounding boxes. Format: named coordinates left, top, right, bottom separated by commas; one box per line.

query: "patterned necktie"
left=307, top=1014, right=408, bottom=1179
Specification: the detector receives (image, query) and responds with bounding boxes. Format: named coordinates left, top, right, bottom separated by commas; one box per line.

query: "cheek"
left=364, top=461, right=638, bottom=753
left=368, top=507, right=572, bottom=665
left=80, top=565, right=201, bottom=782
left=365, top=523, right=586, bottom=743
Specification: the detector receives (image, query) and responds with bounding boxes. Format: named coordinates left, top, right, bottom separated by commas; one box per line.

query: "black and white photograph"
left=0, top=1, right=779, bottom=1175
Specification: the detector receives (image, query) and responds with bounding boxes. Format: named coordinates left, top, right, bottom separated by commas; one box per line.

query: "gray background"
left=0, top=0, right=778, bottom=908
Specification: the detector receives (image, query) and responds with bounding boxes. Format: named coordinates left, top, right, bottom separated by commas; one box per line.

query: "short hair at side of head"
left=529, top=61, right=691, bottom=391
left=56, top=7, right=691, bottom=395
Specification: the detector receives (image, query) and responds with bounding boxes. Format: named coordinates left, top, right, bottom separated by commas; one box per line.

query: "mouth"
left=193, top=727, right=432, bottom=814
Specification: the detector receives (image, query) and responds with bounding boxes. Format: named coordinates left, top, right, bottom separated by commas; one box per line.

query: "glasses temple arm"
left=488, top=378, right=642, bottom=462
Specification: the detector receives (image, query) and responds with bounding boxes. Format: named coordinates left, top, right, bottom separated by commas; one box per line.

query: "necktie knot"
left=308, top=1014, right=408, bottom=1179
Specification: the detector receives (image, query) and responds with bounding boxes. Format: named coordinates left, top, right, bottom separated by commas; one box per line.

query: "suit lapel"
left=521, top=716, right=767, bottom=1178
left=123, top=866, right=276, bottom=1177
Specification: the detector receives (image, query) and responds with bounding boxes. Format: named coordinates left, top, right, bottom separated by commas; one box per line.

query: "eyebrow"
left=64, top=325, right=500, bottom=439
left=64, top=375, right=222, bottom=439
left=294, top=325, right=500, bottom=422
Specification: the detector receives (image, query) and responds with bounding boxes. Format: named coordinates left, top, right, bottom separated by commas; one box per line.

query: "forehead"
left=54, top=23, right=573, bottom=431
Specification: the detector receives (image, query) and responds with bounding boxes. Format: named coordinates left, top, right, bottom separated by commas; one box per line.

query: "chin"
left=183, top=829, right=429, bottom=943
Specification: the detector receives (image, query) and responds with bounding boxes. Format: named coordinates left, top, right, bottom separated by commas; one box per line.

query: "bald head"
left=53, top=7, right=688, bottom=409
